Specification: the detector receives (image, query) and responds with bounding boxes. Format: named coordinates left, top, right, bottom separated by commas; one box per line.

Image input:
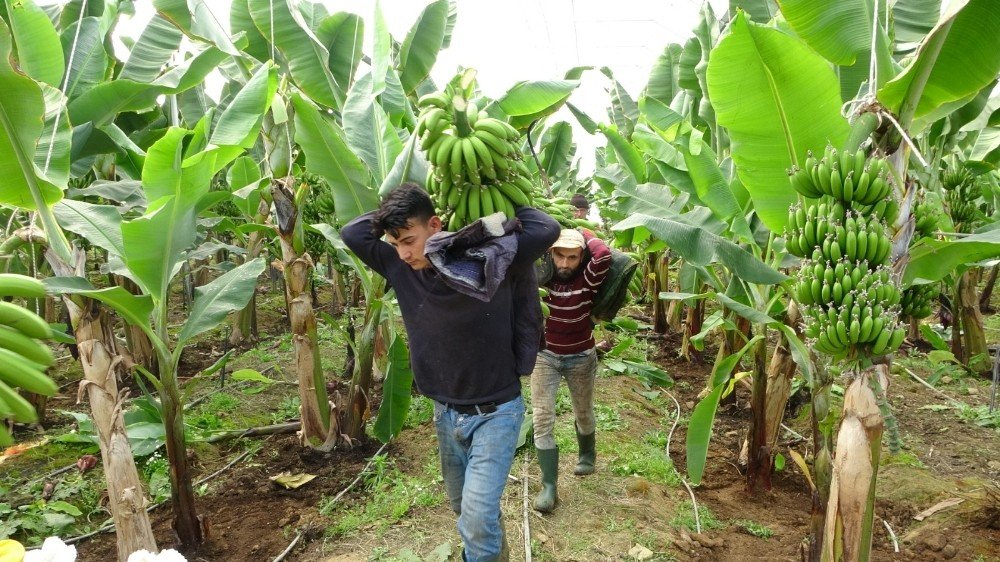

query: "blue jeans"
left=434, top=395, right=524, bottom=562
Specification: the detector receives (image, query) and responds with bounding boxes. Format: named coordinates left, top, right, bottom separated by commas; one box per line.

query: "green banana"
left=0, top=347, right=57, bottom=395
left=0, top=301, right=50, bottom=339
left=0, top=274, right=46, bottom=299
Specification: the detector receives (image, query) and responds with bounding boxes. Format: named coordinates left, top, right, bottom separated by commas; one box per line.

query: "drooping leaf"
left=154, top=0, right=242, bottom=57
left=60, top=16, right=109, bottom=100
left=599, top=123, right=646, bottom=183
left=316, top=12, right=363, bottom=92
left=707, top=12, right=849, bottom=232
left=248, top=0, right=342, bottom=108
left=380, top=132, right=429, bottom=198
left=211, top=62, right=277, bottom=147
left=676, top=134, right=752, bottom=242
left=686, top=381, right=724, bottom=485
left=43, top=277, right=155, bottom=340
left=68, top=44, right=228, bottom=126
left=372, top=335, right=413, bottom=442
left=878, top=0, right=1000, bottom=130
left=498, top=80, right=580, bottom=130
left=732, top=0, right=779, bottom=23
left=4, top=0, right=64, bottom=87
left=893, top=0, right=942, bottom=49
left=53, top=199, right=125, bottom=257
left=904, top=227, right=1000, bottom=284
left=0, top=18, right=62, bottom=210
left=644, top=43, right=683, bottom=106
left=398, top=0, right=448, bottom=95
left=370, top=0, right=390, bottom=96
left=343, top=73, right=403, bottom=184
left=230, top=0, right=270, bottom=62
left=291, top=94, right=376, bottom=224
left=538, top=122, right=574, bottom=181
left=177, top=258, right=265, bottom=346
left=119, top=14, right=183, bottom=83
left=36, top=83, right=71, bottom=188
left=613, top=213, right=787, bottom=285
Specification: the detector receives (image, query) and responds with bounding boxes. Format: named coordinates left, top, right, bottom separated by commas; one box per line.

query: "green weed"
left=670, top=500, right=723, bottom=532
left=607, top=431, right=680, bottom=486
left=270, top=396, right=301, bottom=424
left=594, top=404, right=626, bottom=431
left=733, top=518, right=774, bottom=539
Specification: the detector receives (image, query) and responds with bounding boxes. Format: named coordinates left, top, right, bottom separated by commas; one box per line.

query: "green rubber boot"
left=533, top=447, right=559, bottom=513
left=574, top=427, right=596, bottom=476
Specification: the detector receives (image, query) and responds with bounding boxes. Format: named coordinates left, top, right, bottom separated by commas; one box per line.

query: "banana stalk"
left=821, top=365, right=886, bottom=562
left=952, top=269, right=988, bottom=373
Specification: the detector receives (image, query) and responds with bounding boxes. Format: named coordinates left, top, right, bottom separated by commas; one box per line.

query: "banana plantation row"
left=0, top=0, right=998, bottom=561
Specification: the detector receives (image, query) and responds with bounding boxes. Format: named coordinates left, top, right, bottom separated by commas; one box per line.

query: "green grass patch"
left=670, top=500, right=724, bottom=532
left=606, top=431, right=680, bottom=486
left=320, top=455, right=444, bottom=538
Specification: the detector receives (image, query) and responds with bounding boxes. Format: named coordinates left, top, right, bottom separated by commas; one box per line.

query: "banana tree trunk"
left=66, top=296, right=158, bottom=559
left=158, top=360, right=202, bottom=547
left=809, top=359, right=835, bottom=562
left=821, top=365, right=887, bottom=562
left=46, top=241, right=158, bottom=560
left=980, top=264, right=998, bottom=312
left=228, top=204, right=270, bottom=347
left=272, top=178, right=334, bottom=448
left=115, top=276, right=158, bottom=376
left=340, top=292, right=384, bottom=440
left=680, top=287, right=705, bottom=362
left=651, top=252, right=668, bottom=334
left=745, top=326, right=770, bottom=493
left=954, top=269, right=988, bottom=373
left=761, top=303, right=803, bottom=481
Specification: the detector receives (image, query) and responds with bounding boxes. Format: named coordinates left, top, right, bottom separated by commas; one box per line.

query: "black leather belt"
left=446, top=401, right=499, bottom=415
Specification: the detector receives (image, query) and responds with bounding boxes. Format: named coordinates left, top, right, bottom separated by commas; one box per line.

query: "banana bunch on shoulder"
left=534, top=195, right=592, bottom=229
left=0, top=274, right=58, bottom=445
left=416, top=89, right=536, bottom=230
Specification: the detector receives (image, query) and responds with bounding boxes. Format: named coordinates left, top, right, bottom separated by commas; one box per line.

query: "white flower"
left=126, top=549, right=187, bottom=562
left=23, top=537, right=77, bottom=562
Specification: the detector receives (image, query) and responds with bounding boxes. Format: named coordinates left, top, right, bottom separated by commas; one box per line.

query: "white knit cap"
left=551, top=229, right=585, bottom=249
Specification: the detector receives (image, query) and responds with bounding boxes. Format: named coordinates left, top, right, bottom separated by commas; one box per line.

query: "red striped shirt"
left=543, top=232, right=612, bottom=354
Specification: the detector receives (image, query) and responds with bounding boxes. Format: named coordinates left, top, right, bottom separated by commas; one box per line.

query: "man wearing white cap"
left=531, top=228, right=611, bottom=512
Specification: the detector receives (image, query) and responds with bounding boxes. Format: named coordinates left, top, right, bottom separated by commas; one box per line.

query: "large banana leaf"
left=777, top=0, right=895, bottom=98
left=67, top=44, right=227, bottom=126
left=211, top=62, right=277, bottom=148
left=154, top=0, right=241, bottom=57
left=371, top=334, right=413, bottom=443
left=398, top=0, right=448, bottom=95
left=893, top=0, right=943, bottom=50
left=707, top=12, right=849, bottom=233
left=177, top=258, right=265, bottom=346
left=904, top=228, right=1000, bottom=284
left=52, top=199, right=124, bottom=257
left=677, top=133, right=752, bottom=242
left=599, top=123, right=647, bottom=183
left=230, top=0, right=270, bottom=62
left=316, top=12, right=363, bottom=93
left=602, top=67, right=639, bottom=139
left=731, top=0, right=779, bottom=22
left=343, top=73, right=403, bottom=184
left=613, top=213, right=787, bottom=285
left=36, top=84, right=71, bottom=187
left=122, top=128, right=219, bottom=302
left=878, top=0, right=1000, bottom=130
left=498, top=80, right=580, bottom=130
left=43, top=277, right=155, bottom=341
left=370, top=0, right=390, bottom=96
left=0, top=19, right=62, bottom=210
left=379, top=128, right=428, bottom=198
left=538, top=122, right=574, bottom=181
left=291, top=94, right=376, bottom=224
left=3, top=0, right=63, bottom=87
left=644, top=43, right=683, bottom=106
left=249, top=0, right=342, bottom=108
left=60, top=17, right=108, bottom=100
left=119, top=14, right=183, bottom=83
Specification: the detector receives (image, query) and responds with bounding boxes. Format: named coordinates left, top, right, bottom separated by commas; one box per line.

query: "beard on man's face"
left=554, top=266, right=579, bottom=281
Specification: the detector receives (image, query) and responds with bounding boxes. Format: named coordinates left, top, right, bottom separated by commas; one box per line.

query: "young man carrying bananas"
left=531, top=228, right=611, bottom=512
left=341, top=183, right=559, bottom=561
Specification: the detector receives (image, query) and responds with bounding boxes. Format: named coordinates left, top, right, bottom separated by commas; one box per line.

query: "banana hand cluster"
left=534, top=196, right=595, bottom=230
left=417, top=90, right=536, bottom=230
left=785, top=146, right=905, bottom=360
left=0, top=274, right=58, bottom=445
left=788, top=146, right=893, bottom=206
left=912, top=195, right=941, bottom=239
left=901, top=283, right=938, bottom=320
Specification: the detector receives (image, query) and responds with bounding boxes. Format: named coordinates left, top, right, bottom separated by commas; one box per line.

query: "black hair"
left=372, top=182, right=436, bottom=238
left=570, top=193, right=590, bottom=209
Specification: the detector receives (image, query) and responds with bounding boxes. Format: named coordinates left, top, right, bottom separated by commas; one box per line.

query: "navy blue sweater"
left=341, top=207, right=560, bottom=405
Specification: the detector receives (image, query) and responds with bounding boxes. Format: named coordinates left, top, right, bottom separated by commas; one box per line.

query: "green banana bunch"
left=788, top=147, right=893, bottom=207
left=911, top=195, right=941, bottom=239
left=939, top=162, right=983, bottom=232
left=417, top=83, right=538, bottom=230
left=0, top=274, right=58, bottom=445
left=900, top=283, right=938, bottom=320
